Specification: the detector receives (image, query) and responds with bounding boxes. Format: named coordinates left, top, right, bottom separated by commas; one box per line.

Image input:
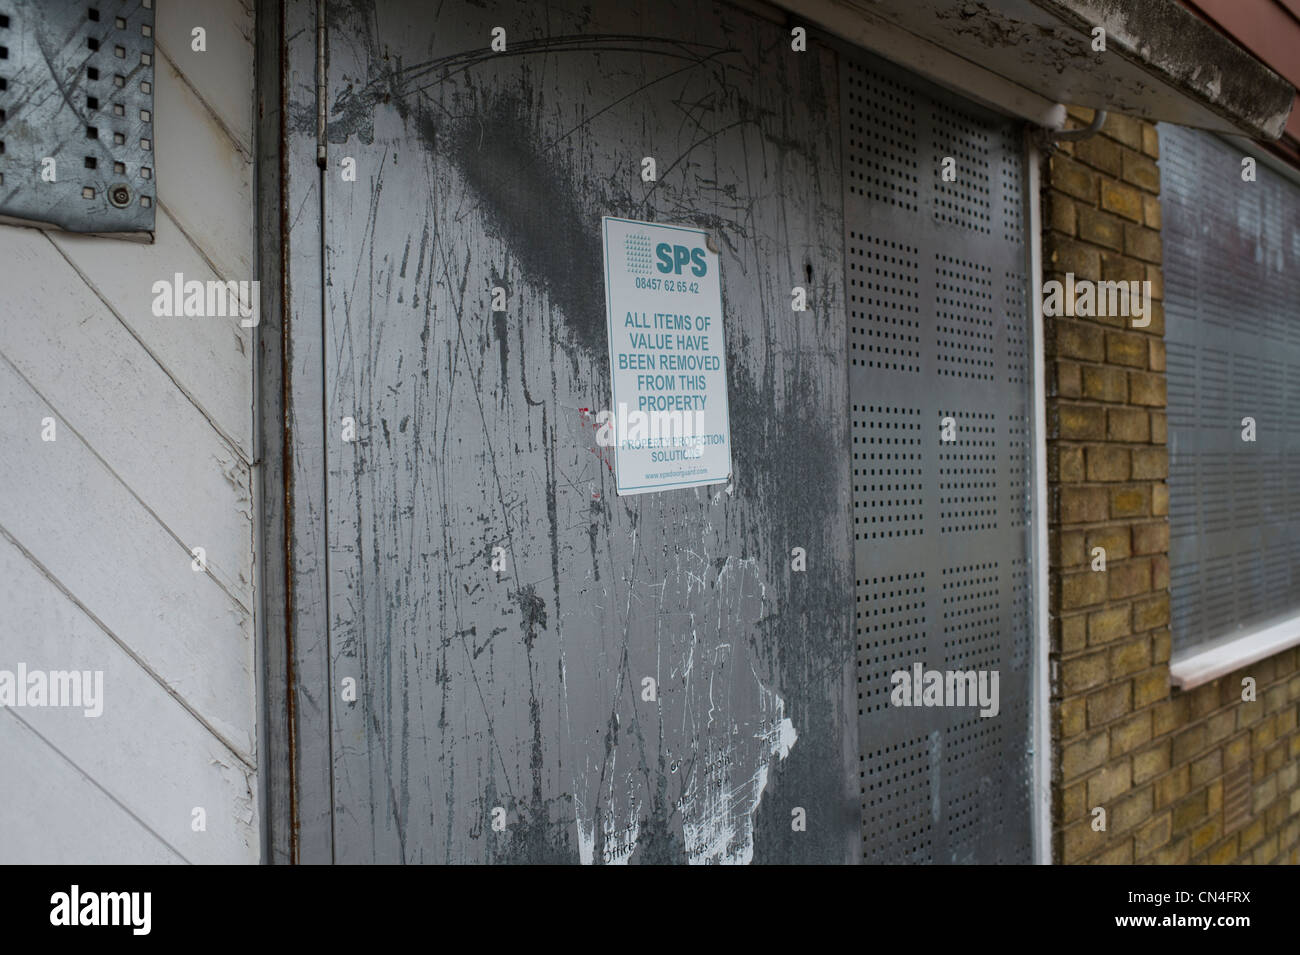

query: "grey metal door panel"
left=321, top=0, right=856, bottom=863
left=842, top=50, right=1034, bottom=863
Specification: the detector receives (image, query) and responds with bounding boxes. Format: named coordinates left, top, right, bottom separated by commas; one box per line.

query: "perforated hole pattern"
left=1161, top=123, right=1300, bottom=653
left=845, top=63, right=918, bottom=210
left=844, top=48, right=1034, bottom=864
left=853, top=405, right=922, bottom=539
left=0, top=1, right=155, bottom=231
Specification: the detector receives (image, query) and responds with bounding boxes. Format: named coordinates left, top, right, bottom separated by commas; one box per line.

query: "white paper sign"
left=601, top=216, right=732, bottom=495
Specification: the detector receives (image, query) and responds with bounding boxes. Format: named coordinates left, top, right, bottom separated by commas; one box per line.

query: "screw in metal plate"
left=108, top=183, right=132, bottom=208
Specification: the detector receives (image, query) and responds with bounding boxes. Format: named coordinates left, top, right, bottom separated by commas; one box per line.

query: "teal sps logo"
left=655, top=242, right=707, bottom=277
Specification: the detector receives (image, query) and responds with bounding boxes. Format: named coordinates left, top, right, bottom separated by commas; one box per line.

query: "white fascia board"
left=775, top=0, right=1068, bottom=128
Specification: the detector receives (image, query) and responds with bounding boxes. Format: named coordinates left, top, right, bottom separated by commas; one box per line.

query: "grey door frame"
left=255, top=0, right=334, bottom=865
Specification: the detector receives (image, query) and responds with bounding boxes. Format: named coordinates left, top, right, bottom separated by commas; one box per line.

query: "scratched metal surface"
left=320, top=0, right=856, bottom=863
left=0, top=0, right=155, bottom=233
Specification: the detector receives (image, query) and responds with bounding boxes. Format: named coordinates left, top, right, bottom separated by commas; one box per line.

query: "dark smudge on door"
left=320, top=0, right=856, bottom=863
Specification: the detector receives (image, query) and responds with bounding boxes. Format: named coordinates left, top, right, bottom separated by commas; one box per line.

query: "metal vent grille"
left=856, top=572, right=927, bottom=715
left=844, top=60, right=918, bottom=209
left=935, top=253, right=995, bottom=380
left=0, top=0, right=154, bottom=233
left=853, top=404, right=923, bottom=540
left=845, top=48, right=1034, bottom=863
left=861, top=732, right=935, bottom=864
left=930, top=100, right=991, bottom=234
left=938, top=409, right=997, bottom=534
left=1004, top=271, right=1029, bottom=383
left=1161, top=124, right=1300, bottom=653
left=999, top=131, right=1025, bottom=245
left=1010, top=557, right=1031, bottom=667
left=848, top=231, right=921, bottom=373
left=1007, top=414, right=1030, bottom=527
left=941, top=562, right=1000, bottom=669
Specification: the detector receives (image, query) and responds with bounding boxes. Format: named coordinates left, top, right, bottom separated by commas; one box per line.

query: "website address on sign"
left=646, top=466, right=710, bottom=480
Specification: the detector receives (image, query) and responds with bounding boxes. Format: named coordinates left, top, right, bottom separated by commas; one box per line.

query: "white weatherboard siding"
left=0, top=0, right=258, bottom=863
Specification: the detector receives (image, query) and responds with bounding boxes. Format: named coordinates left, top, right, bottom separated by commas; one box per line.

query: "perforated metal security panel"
left=845, top=49, right=1034, bottom=863
left=1161, top=124, right=1300, bottom=654
left=0, top=0, right=155, bottom=234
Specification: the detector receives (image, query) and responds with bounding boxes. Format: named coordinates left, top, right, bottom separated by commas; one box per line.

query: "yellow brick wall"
left=1044, top=109, right=1300, bottom=864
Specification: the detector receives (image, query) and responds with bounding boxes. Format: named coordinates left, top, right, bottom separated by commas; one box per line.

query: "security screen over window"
left=1161, top=124, right=1300, bottom=655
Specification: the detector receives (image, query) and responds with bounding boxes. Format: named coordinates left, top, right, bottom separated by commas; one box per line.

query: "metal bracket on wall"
left=1031, top=108, right=1107, bottom=154
left=0, top=0, right=155, bottom=236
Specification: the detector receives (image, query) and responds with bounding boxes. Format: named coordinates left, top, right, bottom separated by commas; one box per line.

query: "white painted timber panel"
left=155, top=0, right=255, bottom=156
left=0, top=533, right=257, bottom=864
left=0, top=712, right=185, bottom=865
left=0, top=362, right=256, bottom=762
left=47, top=207, right=254, bottom=458
left=0, top=0, right=258, bottom=865
left=0, top=225, right=252, bottom=606
left=153, top=50, right=255, bottom=282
